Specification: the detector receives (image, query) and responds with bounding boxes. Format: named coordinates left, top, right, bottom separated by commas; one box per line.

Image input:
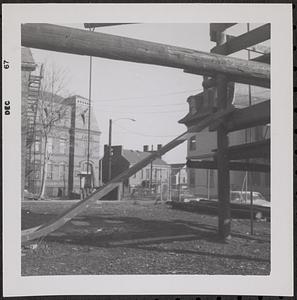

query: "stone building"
left=179, top=83, right=270, bottom=200
left=22, top=48, right=101, bottom=198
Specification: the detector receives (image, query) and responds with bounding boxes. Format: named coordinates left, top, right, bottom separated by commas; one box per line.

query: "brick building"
left=179, top=83, right=270, bottom=200
left=22, top=48, right=101, bottom=198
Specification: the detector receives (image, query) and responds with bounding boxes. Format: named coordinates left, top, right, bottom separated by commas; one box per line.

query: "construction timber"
left=21, top=23, right=270, bottom=243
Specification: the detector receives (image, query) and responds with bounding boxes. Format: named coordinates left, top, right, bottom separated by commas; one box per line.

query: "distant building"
left=179, top=83, right=270, bottom=200
left=170, top=163, right=187, bottom=188
left=21, top=47, right=37, bottom=199
left=101, top=145, right=171, bottom=199
left=22, top=48, right=101, bottom=198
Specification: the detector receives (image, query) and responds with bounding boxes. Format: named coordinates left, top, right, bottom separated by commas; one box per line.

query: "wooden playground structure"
left=21, top=23, right=270, bottom=243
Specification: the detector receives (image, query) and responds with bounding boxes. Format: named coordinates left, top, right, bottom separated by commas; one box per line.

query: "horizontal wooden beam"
left=252, top=53, right=270, bottom=64
left=211, top=24, right=270, bottom=56
left=224, top=139, right=270, bottom=160
left=209, top=23, right=237, bottom=42
left=21, top=23, right=270, bottom=88
left=84, top=23, right=135, bottom=28
left=209, top=100, right=270, bottom=132
left=187, top=159, right=270, bottom=173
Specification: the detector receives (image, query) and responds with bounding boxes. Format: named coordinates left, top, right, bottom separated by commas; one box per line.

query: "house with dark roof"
left=179, top=83, right=270, bottom=200
left=101, top=145, right=171, bottom=200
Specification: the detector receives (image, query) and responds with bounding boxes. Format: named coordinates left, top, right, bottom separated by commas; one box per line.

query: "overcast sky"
left=30, top=23, right=260, bottom=163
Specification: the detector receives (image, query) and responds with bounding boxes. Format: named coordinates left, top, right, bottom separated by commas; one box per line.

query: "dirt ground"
left=21, top=200, right=270, bottom=276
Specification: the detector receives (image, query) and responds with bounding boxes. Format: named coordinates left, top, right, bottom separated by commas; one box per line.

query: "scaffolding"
left=21, top=23, right=270, bottom=243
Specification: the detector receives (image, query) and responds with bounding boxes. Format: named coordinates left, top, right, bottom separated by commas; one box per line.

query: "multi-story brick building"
left=179, top=83, right=270, bottom=200
left=22, top=48, right=101, bottom=198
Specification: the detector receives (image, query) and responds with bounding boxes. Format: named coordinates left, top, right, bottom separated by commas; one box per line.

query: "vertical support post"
left=150, top=161, right=153, bottom=192
left=217, top=75, right=231, bottom=240
left=213, top=30, right=231, bottom=240
left=178, top=169, right=181, bottom=201
left=108, top=119, right=112, bottom=181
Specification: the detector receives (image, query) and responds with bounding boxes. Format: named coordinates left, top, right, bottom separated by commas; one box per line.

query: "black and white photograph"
left=2, top=3, right=293, bottom=297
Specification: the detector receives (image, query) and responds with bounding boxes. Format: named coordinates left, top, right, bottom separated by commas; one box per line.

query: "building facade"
left=180, top=83, right=270, bottom=200
left=22, top=48, right=101, bottom=198
left=101, top=145, right=171, bottom=200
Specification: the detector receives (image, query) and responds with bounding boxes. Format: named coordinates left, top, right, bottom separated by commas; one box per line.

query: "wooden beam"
left=187, top=159, right=270, bottom=173
left=84, top=23, right=135, bottom=28
left=222, top=139, right=270, bottom=160
left=21, top=23, right=270, bottom=88
left=213, top=30, right=231, bottom=240
left=209, top=100, right=270, bottom=132
left=210, top=23, right=237, bottom=42
left=252, top=53, right=270, bottom=64
left=188, top=105, right=235, bottom=133
left=211, top=24, right=271, bottom=56
left=201, top=53, right=270, bottom=89
left=210, top=23, right=237, bottom=33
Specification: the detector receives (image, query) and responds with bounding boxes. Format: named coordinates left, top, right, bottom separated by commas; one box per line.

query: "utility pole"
left=108, top=119, right=112, bottom=181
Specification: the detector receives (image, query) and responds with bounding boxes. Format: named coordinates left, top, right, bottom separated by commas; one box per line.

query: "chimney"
left=157, top=144, right=162, bottom=151
left=143, top=145, right=149, bottom=152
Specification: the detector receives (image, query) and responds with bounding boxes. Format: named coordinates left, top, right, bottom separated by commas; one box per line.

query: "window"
left=189, top=169, right=195, bottom=187
left=189, top=135, right=196, bottom=151
left=209, top=169, right=215, bottom=188
left=82, top=162, right=93, bottom=174
left=59, top=163, right=66, bottom=180
left=47, top=162, right=53, bottom=179
left=59, top=139, right=66, bottom=154
left=35, top=141, right=41, bottom=152
left=141, top=169, right=143, bottom=179
left=146, top=169, right=150, bottom=180
left=47, top=138, right=53, bottom=154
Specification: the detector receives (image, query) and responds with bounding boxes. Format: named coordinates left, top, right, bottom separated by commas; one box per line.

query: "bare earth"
left=21, top=200, right=270, bottom=276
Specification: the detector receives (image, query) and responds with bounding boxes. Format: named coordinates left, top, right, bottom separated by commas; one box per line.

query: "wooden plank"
left=211, top=24, right=271, bottom=55
left=187, top=159, right=270, bottom=173
left=224, top=139, right=270, bottom=160
left=21, top=23, right=270, bottom=88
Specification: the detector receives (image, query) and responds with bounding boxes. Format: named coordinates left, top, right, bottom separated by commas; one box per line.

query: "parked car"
left=171, top=190, right=204, bottom=203
left=230, top=191, right=270, bottom=207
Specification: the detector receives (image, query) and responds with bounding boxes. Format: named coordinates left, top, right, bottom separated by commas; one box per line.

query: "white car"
left=230, top=191, right=270, bottom=207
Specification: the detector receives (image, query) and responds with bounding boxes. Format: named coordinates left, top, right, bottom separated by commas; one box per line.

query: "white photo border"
left=2, top=3, right=293, bottom=297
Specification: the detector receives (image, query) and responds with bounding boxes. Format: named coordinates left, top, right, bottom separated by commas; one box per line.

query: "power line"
left=97, top=101, right=187, bottom=108
left=98, top=109, right=187, bottom=114
left=96, top=88, right=201, bottom=102
left=113, top=123, right=180, bottom=138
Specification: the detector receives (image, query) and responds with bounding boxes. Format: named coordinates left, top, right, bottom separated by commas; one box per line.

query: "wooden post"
left=213, top=32, right=231, bottom=241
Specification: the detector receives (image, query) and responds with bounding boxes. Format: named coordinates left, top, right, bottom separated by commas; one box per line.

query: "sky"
left=30, top=23, right=266, bottom=163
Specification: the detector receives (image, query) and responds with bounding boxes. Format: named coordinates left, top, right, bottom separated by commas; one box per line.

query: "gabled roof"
left=122, top=149, right=168, bottom=166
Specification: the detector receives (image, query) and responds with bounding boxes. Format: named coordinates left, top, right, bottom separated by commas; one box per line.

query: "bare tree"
left=35, top=64, right=70, bottom=200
